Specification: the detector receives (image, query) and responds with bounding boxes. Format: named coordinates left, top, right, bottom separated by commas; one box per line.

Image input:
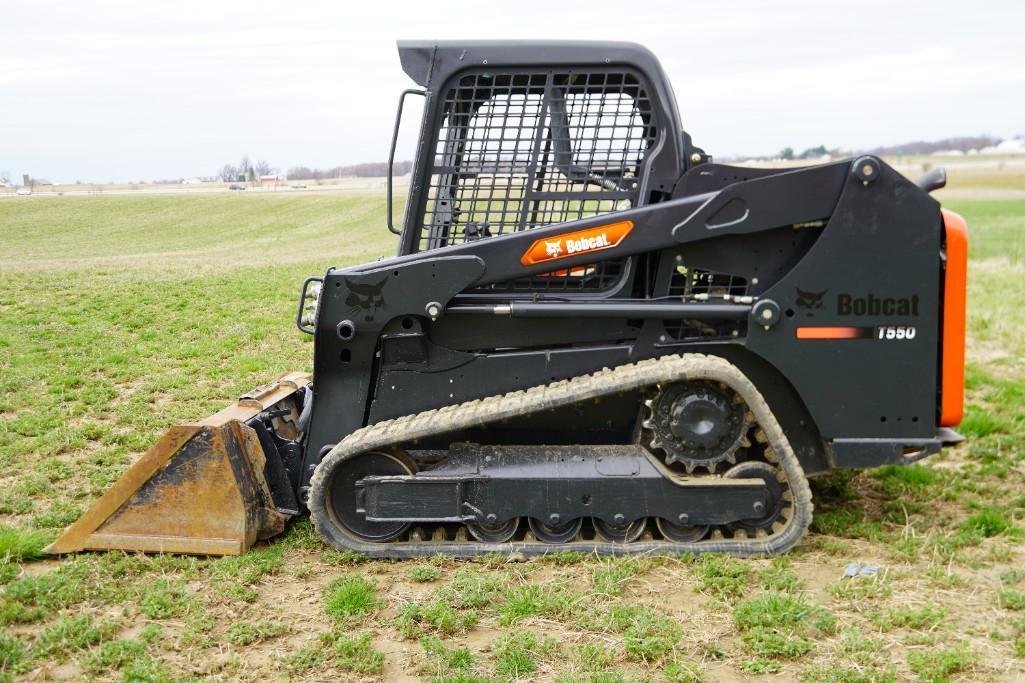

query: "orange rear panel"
left=940, top=209, right=968, bottom=427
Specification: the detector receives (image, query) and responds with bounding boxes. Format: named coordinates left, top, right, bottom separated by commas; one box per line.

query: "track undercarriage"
left=308, top=354, right=813, bottom=558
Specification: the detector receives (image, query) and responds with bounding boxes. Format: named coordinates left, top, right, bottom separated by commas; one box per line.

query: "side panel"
left=745, top=164, right=942, bottom=439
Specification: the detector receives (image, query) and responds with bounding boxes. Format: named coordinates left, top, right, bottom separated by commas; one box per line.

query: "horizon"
left=2, top=1, right=1024, bottom=184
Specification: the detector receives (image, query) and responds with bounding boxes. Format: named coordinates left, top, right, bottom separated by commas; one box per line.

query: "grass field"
left=1, top=178, right=1024, bottom=682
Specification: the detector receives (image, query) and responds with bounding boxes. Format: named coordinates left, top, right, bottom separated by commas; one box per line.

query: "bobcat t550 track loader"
left=49, top=40, right=968, bottom=558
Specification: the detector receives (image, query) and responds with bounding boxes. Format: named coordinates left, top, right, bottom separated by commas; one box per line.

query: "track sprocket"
left=642, top=381, right=753, bottom=473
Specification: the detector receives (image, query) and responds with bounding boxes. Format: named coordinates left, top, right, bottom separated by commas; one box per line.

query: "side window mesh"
left=417, top=70, right=657, bottom=292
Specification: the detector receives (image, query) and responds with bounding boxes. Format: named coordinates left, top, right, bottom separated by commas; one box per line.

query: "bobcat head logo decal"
left=795, top=288, right=827, bottom=314
left=345, top=274, right=389, bottom=322
left=544, top=240, right=563, bottom=258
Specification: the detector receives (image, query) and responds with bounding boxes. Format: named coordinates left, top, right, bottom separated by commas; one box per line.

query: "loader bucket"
left=46, top=372, right=312, bottom=556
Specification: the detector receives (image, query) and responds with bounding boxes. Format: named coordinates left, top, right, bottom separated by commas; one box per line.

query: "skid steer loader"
left=48, top=40, right=968, bottom=558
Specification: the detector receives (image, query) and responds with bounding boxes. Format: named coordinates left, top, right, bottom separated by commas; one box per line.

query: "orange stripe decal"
left=521, top=220, right=633, bottom=266
left=796, top=326, right=863, bottom=340
left=940, top=209, right=968, bottom=427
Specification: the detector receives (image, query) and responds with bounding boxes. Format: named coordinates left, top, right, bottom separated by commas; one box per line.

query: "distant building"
left=980, top=137, right=1025, bottom=155
left=260, top=174, right=284, bottom=185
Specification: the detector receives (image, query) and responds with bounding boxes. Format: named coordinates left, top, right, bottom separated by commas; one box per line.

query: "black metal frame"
left=294, top=41, right=952, bottom=510
left=387, top=89, right=426, bottom=235
left=358, top=445, right=767, bottom=527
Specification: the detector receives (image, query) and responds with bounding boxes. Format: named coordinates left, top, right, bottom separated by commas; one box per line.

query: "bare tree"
left=219, top=164, right=239, bottom=182
left=254, top=160, right=276, bottom=177
left=238, top=154, right=253, bottom=183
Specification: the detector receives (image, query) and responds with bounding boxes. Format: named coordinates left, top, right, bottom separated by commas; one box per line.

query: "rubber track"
left=309, top=353, right=814, bottom=558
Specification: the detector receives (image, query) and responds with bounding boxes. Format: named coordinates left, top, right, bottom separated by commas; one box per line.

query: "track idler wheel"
left=723, top=460, right=788, bottom=535
left=594, top=517, right=646, bottom=543
left=326, top=451, right=417, bottom=542
left=529, top=517, right=582, bottom=544
left=467, top=517, right=519, bottom=543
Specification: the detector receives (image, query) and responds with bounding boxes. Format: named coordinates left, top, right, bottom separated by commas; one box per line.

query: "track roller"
left=594, top=517, right=647, bottom=543
left=529, top=517, right=582, bottom=543
left=467, top=517, right=520, bottom=543
left=655, top=518, right=710, bottom=543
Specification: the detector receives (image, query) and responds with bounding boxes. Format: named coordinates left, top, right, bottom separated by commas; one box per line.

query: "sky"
left=1, top=0, right=1023, bottom=184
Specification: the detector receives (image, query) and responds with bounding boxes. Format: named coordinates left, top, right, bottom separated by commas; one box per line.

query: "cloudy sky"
left=2, top=0, right=1023, bottom=183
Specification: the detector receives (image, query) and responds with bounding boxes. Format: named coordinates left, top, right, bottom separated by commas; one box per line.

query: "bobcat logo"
left=544, top=240, right=563, bottom=258
left=795, top=288, right=827, bottom=314
left=345, top=274, right=389, bottom=322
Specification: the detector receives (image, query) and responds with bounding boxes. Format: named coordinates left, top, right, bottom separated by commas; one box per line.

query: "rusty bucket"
left=46, top=372, right=311, bottom=556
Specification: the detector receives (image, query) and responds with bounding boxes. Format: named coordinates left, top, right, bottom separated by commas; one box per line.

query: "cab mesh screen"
left=416, top=70, right=657, bottom=292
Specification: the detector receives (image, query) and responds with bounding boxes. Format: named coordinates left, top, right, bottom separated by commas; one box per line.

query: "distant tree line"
left=862, top=136, right=1001, bottom=156
left=746, top=136, right=1006, bottom=163
left=212, top=157, right=413, bottom=182
left=218, top=155, right=279, bottom=183
left=285, top=161, right=413, bottom=180
left=777, top=145, right=833, bottom=161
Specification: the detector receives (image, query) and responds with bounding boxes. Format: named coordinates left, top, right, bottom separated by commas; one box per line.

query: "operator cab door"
left=399, top=67, right=663, bottom=299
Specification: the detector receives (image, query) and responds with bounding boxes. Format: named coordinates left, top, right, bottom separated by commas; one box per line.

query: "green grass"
left=829, top=576, right=894, bottom=602
left=868, top=603, right=946, bottom=632
left=960, top=507, right=1020, bottom=539
left=139, top=579, right=192, bottom=619
left=281, top=642, right=328, bottom=675
left=732, top=591, right=835, bottom=660
left=0, top=632, right=27, bottom=679
left=0, top=192, right=394, bottom=271
left=407, top=564, right=442, bottom=583
left=759, top=557, right=802, bottom=593
left=398, top=599, right=480, bottom=638
left=906, top=644, right=976, bottom=682
left=999, top=590, right=1025, bottom=612
left=82, top=638, right=162, bottom=679
left=0, top=186, right=1024, bottom=679
left=945, top=198, right=1025, bottom=264
left=331, top=632, right=386, bottom=675
left=226, top=620, right=288, bottom=646
left=492, top=630, right=559, bottom=678
left=0, top=526, right=49, bottom=562
left=324, top=575, right=379, bottom=621
left=591, top=557, right=651, bottom=596
left=593, top=604, right=683, bottom=663
left=31, top=614, right=120, bottom=659
left=662, top=660, right=705, bottom=683
left=438, top=567, right=506, bottom=609
left=419, top=635, right=476, bottom=677
left=497, top=582, right=581, bottom=625
left=569, top=642, right=617, bottom=673
left=692, top=554, right=752, bottom=601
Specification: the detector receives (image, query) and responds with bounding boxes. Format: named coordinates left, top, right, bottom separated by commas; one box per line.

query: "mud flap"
left=45, top=372, right=311, bottom=556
